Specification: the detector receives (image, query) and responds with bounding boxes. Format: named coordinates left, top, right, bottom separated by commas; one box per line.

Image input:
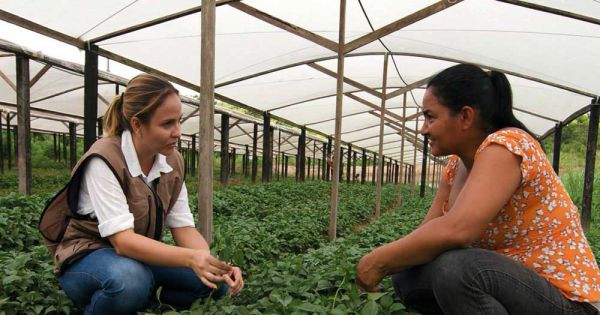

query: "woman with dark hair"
left=40, top=74, right=243, bottom=314
left=355, top=64, right=599, bottom=314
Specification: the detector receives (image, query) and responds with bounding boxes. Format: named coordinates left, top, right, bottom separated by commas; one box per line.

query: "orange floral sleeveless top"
left=443, top=128, right=600, bottom=302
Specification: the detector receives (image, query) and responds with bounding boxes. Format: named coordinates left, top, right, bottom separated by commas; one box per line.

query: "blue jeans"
left=59, top=248, right=228, bottom=315
left=392, top=248, right=598, bottom=315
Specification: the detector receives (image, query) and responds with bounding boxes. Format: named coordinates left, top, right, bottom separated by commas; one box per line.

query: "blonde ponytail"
left=103, top=93, right=128, bottom=137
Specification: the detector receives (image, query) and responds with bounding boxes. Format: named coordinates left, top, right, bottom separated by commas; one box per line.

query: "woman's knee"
left=429, top=248, right=498, bottom=293
left=101, top=258, right=154, bottom=308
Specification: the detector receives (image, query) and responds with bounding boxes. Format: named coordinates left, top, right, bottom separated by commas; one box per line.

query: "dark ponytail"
left=427, top=64, right=533, bottom=136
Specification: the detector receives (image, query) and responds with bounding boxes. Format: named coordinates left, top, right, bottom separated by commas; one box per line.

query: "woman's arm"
left=109, top=230, right=231, bottom=288
left=418, top=171, right=451, bottom=227
left=172, top=226, right=209, bottom=250
left=356, top=144, right=522, bottom=290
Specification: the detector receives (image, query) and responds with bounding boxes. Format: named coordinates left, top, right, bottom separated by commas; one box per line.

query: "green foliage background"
left=0, top=113, right=598, bottom=314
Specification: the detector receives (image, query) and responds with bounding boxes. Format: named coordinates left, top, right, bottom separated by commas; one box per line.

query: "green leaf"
left=360, top=300, right=379, bottom=315
left=295, top=303, right=328, bottom=313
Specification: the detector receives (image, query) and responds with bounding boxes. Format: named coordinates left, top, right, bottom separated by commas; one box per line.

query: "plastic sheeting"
left=1, top=0, right=598, bottom=164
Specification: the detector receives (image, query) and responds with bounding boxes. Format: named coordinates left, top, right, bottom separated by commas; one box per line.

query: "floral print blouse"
left=443, top=128, right=600, bottom=302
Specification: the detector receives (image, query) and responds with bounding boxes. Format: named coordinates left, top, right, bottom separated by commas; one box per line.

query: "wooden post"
left=262, top=113, right=272, bottom=182
left=6, top=115, right=11, bottom=169
left=231, top=148, right=236, bottom=177
left=191, top=135, right=197, bottom=176
left=345, top=144, right=351, bottom=183
left=0, top=111, right=3, bottom=174
left=62, top=133, right=67, bottom=163
left=312, top=141, right=317, bottom=180
left=552, top=122, right=562, bottom=174
left=69, top=122, right=77, bottom=169
left=582, top=100, right=599, bottom=232
left=430, top=158, right=436, bottom=194
left=375, top=53, right=389, bottom=218
left=220, top=114, right=230, bottom=186
left=244, top=144, right=249, bottom=177
left=320, top=142, right=325, bottom=180
left=84, top=45, right=98, bottom=152
left=252, top=123, right=258, bottom=183
left=13, top=125, right=17, bottom=162
left=412, top=114, right=419, bottom=195
left=372, top=153, right=377, bottom=184
left=97, top=117, right=103, bottom=138
left=361, top=149, right=366, bottom=184
left=16, top=55, right=31, bottom=194
left=352, top=150, right=357, bottom=183
left=396, top=93, right=408, bottom=202
left=277, top=129, right=281, bottom=180
left=198, top=0, right=216, bottom=244
left=339, top=148, right=344, bottom=179
left=420, top=135, right=429, bottom=198
left=299, top=127, right=306, bottom=181
left=326, top=137, right=332, bottom=181
left=284, top=154, right=289, bottom=178
left=329, top=0, right=346, bottom=241
left=317, top=158, right=322, bottom=180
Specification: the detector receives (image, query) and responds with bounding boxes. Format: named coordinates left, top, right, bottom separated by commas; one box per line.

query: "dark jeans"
left=392, top=248, right=598, bottom=315
left=59, top=248, right=227, bottom=315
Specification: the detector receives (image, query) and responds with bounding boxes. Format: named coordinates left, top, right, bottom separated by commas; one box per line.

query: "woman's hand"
left=356, top=251, right=386, bottom=292
left=189, top=249, right=232, bottom=289
left=223, top=266, right=244, bottom=296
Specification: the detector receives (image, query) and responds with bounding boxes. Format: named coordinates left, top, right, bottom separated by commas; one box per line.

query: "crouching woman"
left=40, top=74, right=243, bottom=314
left=356, top=64, right=599, bottom=314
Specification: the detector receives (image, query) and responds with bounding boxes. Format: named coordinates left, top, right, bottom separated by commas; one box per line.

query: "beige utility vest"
left=39, top=136, right=185, bottom=273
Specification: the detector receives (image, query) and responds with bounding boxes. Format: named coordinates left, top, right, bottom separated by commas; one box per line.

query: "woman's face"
left=419, top=87, right=462, bottom=156
left=138, top=93, right=182, bottom=156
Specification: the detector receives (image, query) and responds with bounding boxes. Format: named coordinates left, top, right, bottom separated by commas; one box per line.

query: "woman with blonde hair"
left=40, top=74, right=243, bottom=314
left=356, top=64, right=599, bottom=314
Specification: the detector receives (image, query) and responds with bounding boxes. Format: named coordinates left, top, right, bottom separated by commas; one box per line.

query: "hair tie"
left=117, top=92, right=125, bottom=108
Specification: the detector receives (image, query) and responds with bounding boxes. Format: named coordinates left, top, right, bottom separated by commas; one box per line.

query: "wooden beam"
left=29, top=64, right=52, bottom=87
left=199, top=0, right=216, bottom=244
left=0, top=9, right=85, bottom=49
left=345, top=0, right=461, bottom=53
left=90, top=0, right=239, bottom=43
left=16, top=55, right=31, bottom=194
left=0, top=69, right=16, bottom=92
left=385, top=75, right=432, bottom=100
left=229, top=2, right=338, bottom=52
left=497, top=0, right=600, bottom=26
left=345, top=93, right=404, bottom=122
left=97, top=94, right=110, bottom=106
left=514, top=107, right=559, bottom=123
left=307, top=63, right=382, bottom=99
left=0, top=101, right=81, bottom=121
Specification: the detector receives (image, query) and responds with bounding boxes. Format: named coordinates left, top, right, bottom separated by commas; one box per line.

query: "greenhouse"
left=0, top=0, right=599, bottom=314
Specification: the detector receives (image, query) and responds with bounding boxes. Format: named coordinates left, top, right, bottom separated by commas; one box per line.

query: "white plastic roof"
left=0, top=0, right=598, bottom=165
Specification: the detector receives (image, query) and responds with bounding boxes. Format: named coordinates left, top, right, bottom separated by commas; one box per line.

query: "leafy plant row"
left=0, top=181, right=399, bottom=314
left=168, top=189, right=432, bottom=315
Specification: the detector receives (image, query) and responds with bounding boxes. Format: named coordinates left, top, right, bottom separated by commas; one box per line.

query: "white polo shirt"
left=77, top=129, right=195, bottom=237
